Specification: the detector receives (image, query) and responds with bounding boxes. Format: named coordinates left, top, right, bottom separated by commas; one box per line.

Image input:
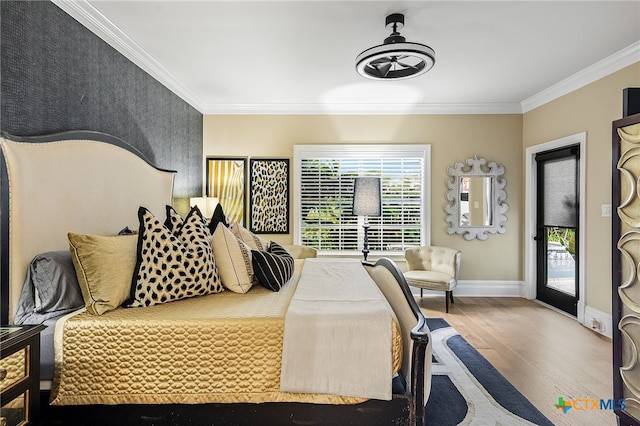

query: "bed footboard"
left=410, top=312, right=430, bottom=426
left=39, top=393, right=413, bottom=426
left=364, top=258, right=432, bottom=426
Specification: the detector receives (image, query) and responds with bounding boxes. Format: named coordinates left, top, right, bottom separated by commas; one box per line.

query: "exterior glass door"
left=536, top=146, right=579, bottom=316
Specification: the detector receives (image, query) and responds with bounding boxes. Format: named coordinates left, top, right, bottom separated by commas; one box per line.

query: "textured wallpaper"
left=0, top=0, right=202, bottom=199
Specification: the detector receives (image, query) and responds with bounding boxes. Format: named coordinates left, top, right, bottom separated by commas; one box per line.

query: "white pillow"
left=211, top=224, right=254, bottom=293
left=230, top=222, right=268, bottom=251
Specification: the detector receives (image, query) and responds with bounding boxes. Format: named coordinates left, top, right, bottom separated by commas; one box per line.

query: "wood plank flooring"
left=417, top=296, right=615, bottom=426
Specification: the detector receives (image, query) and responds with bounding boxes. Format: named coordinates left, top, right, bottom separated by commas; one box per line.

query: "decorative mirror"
left=445, top=156, right=508, bottom=240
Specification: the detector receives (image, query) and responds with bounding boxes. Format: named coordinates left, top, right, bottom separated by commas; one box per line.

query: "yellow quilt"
left=50, top=260, right=402, bottom=406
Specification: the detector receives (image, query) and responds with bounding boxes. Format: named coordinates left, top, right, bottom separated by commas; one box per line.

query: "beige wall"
left=523, top=63, right=640, bottom=314
left=203, top=114, right=523, bottom=281
left=202, top=63, right=639, bottom=313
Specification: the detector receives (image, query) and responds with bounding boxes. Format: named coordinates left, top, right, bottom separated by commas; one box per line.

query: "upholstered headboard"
left=0, top=131, right=175, bottom=323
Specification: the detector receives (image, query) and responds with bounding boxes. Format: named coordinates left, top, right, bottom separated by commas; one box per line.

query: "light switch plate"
left=602, top=204, right=612, bottom=217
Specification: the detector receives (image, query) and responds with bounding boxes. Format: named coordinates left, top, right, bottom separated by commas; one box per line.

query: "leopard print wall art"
left=249, top=159, right=289, bottom=234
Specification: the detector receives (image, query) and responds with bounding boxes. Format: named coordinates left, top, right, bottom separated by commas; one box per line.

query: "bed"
left=0, top=131, right=431, bottom=425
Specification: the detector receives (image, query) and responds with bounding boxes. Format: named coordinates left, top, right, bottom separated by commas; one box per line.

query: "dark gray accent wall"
left=0, top=0, right=202, bottom=199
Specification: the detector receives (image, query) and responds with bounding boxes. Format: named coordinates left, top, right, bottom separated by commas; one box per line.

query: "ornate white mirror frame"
left=445, top=156, right=508, bottom=240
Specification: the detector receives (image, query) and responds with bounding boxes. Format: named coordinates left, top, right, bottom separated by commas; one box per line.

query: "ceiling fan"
left=356, top=13, right=436, bottom=80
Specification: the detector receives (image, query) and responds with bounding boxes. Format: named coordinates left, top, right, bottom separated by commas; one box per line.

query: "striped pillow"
left=252, top=242, right=294, bottom=291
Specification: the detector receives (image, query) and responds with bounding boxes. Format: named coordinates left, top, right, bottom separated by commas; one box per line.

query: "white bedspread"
left=280, top=258, right=393, bottom=400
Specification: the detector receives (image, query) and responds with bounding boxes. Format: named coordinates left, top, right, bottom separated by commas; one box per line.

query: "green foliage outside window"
left=547, top=227, right=576, bottom=256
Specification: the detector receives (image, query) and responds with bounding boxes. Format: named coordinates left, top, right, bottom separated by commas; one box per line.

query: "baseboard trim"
left=583, top=305, right=613, bottom=338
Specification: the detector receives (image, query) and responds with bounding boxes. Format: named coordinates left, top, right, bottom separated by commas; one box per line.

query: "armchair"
left=403, top=246, right=461, bottom=313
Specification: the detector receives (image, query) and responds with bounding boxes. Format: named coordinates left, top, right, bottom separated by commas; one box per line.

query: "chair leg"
left=445, top=290, right=451, bottom=313
left=450, top=291, right=454, bottom=304
left=420, top=288, right=423, bottom=298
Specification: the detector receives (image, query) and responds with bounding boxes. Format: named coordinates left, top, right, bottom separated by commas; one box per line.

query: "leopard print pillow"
left=164, top=205, right=184, bottom=232
left=125, top=207, right=223, bottom=308
left=166, top=204, right=224, bottom=237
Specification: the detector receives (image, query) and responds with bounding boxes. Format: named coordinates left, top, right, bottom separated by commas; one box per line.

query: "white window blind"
left=293, top=145, right=430, bottom=255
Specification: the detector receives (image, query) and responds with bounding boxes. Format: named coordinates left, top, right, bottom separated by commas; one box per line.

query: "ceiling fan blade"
left=396, top=60, right=420, bottom=70
left=375, top=63, right=392, bottom=78
left=370, top=57, right=392, bottom=66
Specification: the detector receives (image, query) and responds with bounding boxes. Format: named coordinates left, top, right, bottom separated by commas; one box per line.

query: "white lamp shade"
left=352, top=177, right=381, bottom=216
left=189, top=196, right=219, bottom=218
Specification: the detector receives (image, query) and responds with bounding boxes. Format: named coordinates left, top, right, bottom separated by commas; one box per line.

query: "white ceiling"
left=54, top=1, right=640, bottom=114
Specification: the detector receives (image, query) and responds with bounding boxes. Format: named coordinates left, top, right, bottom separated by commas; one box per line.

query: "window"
left=293, top=144, right=430, bottom=255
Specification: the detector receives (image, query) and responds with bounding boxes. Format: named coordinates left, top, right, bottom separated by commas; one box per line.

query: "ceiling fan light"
left=356, top=13, right=436, bottom=81
left=355, top=42, right=435, bottom=80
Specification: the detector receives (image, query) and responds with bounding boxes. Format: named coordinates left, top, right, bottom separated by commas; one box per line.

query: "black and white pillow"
left=251, top=242, right=294, bottom=292
left=164, top=205, right=184, bottom=232
left=208, top=203, right=229, bottom=233
left=126, top=206, right=223, bottom=308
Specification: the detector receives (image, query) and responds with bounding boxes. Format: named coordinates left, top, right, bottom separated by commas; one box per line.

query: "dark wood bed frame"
left=0, top=132, right=430, bottom=426
left=40, top=392, right=412, bottom=426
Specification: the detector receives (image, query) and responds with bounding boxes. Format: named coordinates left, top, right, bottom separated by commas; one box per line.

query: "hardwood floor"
left=417, top=296, right=615, bottom=426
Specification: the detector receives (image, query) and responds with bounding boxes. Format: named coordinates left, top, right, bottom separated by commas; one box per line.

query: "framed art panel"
left=206, top=157, right=246, bottom=225
left=249, top=158, right=289, bottom=234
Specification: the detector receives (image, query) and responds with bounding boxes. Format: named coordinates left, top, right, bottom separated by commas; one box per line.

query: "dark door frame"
left=535, top=145, right=580, bottom=316
left=525, top=133, right=586, bottom=323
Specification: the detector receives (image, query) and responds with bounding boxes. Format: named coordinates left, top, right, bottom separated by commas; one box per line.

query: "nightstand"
left=0, top=325, right=45, bottom=426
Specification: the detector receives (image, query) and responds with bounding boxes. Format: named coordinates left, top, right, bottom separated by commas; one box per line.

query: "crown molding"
left=47, top=0, right=520, bottom=116
left=53, top=1, right=638, bottom=116
left=521, top=40, right=640, bottom=113
left=202, top=102, right=523, bottom=115
left=51, top=0, right=206, bottom=112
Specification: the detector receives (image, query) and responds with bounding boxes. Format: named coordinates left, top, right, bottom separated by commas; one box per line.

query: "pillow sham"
left=118, top=226, right=137, bottom=235
left=208, top=203, right=229, bottom=233
left=231, top=222, right=268, bottom=251
left=125, top=207, right=223, bottom=308
left=14, top=251, right=84, bottom=324
left=211, top=224, right=253, bottom=293
left=166, top=204, right=218, bottom=237
left=164, top=204, right=184, bottom=233
left=173, top=206, right=213, bottom=252
left=68, top=233, right=138, bottom=315
left=252, top=242, right=294, bottom=292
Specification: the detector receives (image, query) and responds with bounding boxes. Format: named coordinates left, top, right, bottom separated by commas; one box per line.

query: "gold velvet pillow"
left=68, top=233, right=138, bottom=315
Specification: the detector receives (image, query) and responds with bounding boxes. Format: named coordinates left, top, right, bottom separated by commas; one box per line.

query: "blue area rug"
left=424, top=318, right=554, bottom=425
